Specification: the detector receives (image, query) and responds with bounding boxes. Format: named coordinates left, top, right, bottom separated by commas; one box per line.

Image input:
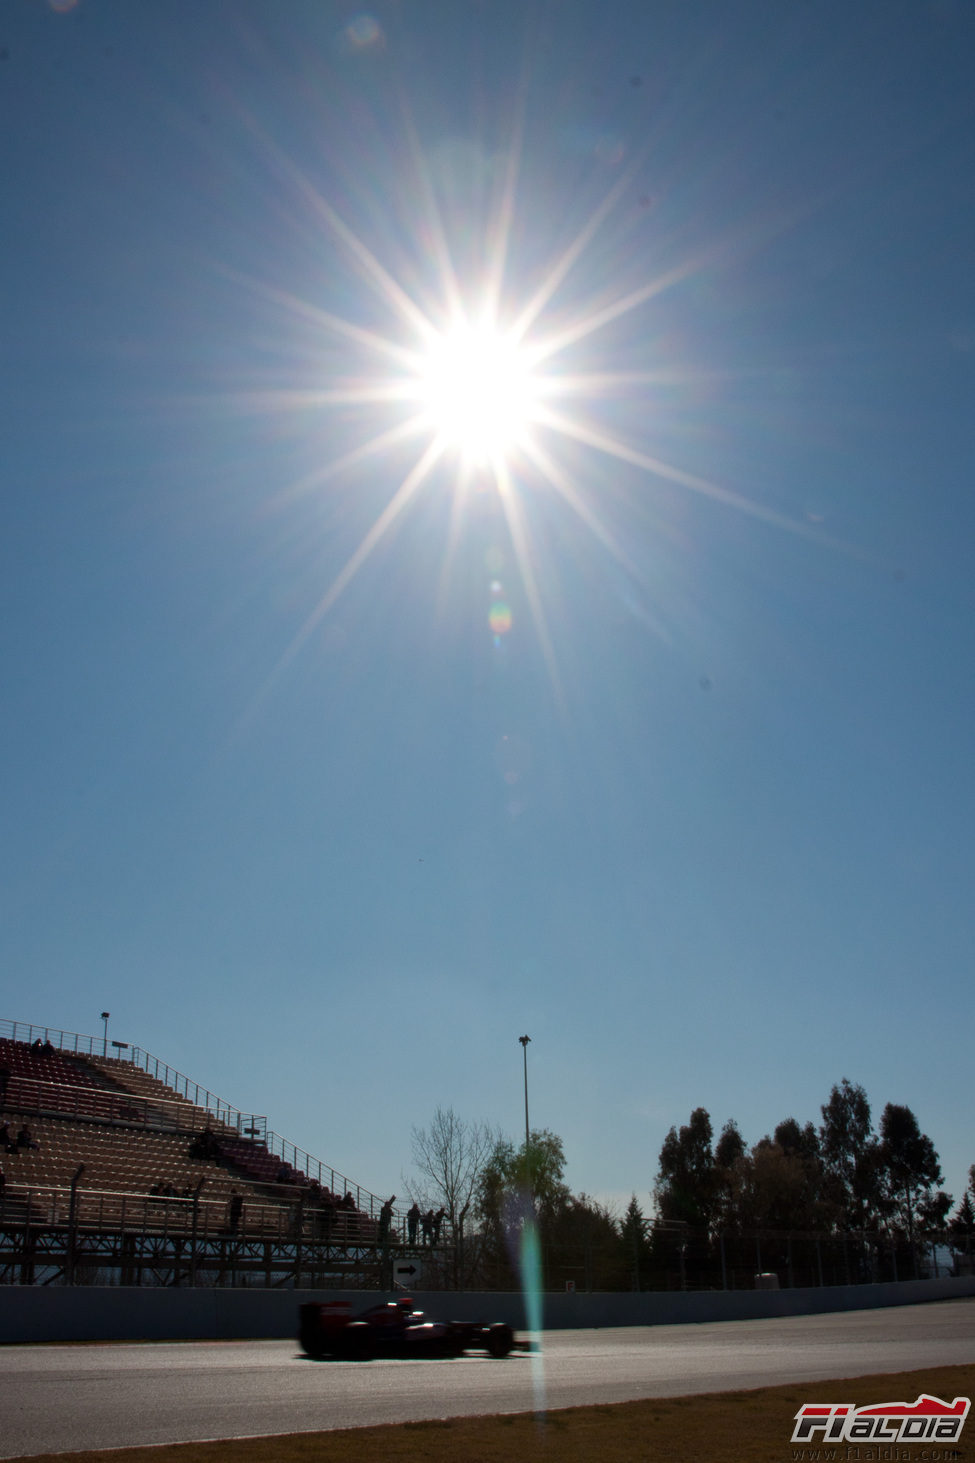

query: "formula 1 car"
left=298, top=1298, right=516, bottom=1360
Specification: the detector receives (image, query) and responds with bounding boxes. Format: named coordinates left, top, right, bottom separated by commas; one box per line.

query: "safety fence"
left=458, top=1222, right=960, bottom=1294
left=0, top=1184, right=379, bottom=1245
left=0, top=1179, right=962, bottom=1292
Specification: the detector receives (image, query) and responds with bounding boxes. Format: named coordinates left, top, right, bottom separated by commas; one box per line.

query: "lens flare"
left=519, top=1213, right=546, bottom=1417
left=343, top=14, right=383, bottom=50
left=488, top=601, right=512, bottom=635
left=227, top=97, right=832, bottom=718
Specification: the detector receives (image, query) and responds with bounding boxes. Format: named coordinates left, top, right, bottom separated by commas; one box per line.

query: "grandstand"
left=0, top=1018, right=413, bottom=1288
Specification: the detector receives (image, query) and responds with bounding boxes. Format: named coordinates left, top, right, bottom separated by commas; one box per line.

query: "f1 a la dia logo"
left=792, top=1393, right=970, bottom=1446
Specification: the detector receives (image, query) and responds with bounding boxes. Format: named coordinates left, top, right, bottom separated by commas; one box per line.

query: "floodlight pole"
left=100, top=1012, right=110, bottom=1058
left=519, top=1035, right=531, bottom=1200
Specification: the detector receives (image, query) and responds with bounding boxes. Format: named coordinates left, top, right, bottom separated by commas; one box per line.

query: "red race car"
left=299, top=1298, right=517, bottom=1359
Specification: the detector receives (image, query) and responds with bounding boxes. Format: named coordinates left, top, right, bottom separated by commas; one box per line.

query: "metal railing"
left=113, top=1046, right=266, bottom=1141
left=259, top=1130, right=380, bottom=1216
left=0, top=1182, right=383, bottom=1245
left=2, top=1018, right=110, bottom=1059
left=1, top=1074, right=189, bottom=1131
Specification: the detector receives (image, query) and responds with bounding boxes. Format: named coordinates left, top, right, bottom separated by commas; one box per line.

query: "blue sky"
left=3, top=0, right=974, bottom=1216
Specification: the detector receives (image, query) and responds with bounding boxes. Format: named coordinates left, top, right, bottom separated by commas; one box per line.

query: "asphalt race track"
left=2, top=1299, right=974, bottom=1459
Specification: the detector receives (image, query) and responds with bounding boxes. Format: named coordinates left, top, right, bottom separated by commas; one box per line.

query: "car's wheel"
left=340, top=1321, right=373, bottom=1360
left=298, top=1323, right=327, bottom=1359
left=486, top=1323, right=513, bottom=1358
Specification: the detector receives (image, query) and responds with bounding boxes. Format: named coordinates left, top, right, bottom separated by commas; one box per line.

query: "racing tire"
left=486, top=1323, right=514, bottom=1358
left=339, top=1321, right=374, bottom=1360
left=298, top=1322, right=327, bottom=1359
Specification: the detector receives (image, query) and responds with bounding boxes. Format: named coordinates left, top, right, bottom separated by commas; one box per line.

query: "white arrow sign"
left=392, top=1259, right=423, bottom=1287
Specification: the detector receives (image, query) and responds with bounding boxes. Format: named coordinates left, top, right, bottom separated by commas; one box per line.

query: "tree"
left=918, top=1188, right=952, bottom=1230
left=949, top=1192, right=975, bottom=1257
left=877, top=1102, right=943, bottom=1250
left=753, top=1118, right=826, bottom=1231
left=479, top=1128, right=569, bottom=1225
left=712, top=1119, right=747, bottom=1231
left=546, top=1192, right=623, bottom=1291
left=477, top=1128, right=571, bottom=1289
left=654, top=1108, right=717, bottom=1229
left=820, top=1079, right=879, bottom=1230
left=736, top=1135, right=827, bottom=1232
left=405, top=1106, right=498, bottom=1286
left=620, top=1194, right=652, bottom=1290
left=715, top=1119, right=746, bottom=1170
left=774, top=1118, right=821, bottom=1164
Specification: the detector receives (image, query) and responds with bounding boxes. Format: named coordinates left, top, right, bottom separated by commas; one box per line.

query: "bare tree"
left=404, top=1106, right=498, bottom=1287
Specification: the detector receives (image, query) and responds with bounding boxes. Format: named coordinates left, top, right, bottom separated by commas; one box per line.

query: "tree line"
left=654, top=1078, right=951, bottom=1242
left=649, top=1078, right=974, bottom=1287
left=405, top=1108, right=625, bottom=1289
left=405, top=1082, right=973, bottom=1290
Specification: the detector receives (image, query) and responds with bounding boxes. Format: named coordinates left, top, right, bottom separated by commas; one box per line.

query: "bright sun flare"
left=244, top=127, right=822, bottom=702
left=416, top=317, right=540, bottom=464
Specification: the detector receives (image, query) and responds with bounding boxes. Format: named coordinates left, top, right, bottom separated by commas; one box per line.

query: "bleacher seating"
left=83, top=1053, right=233, bottom=1132
left=0, top=1038, right=121, bottom=1123
left=0, top=1031, right=380, bottom=1248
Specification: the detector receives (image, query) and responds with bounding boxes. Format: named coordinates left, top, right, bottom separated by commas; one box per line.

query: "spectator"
left=407, top=1202, right=421, bottom=1245
left=0, top=1122, right=14, bottom=1154
left=291, top=1197, right=305, bottom=1239
left=431, top=1207, right=446, bottom=1244
left=378, top=1194, right=396, bottom=1245
left=421, top=1209, right=434, bottom=1245
left=319, top=1192, right=337, bottom=1239
left=190, top=1125, right=221, bottom=1162
left=16, top=1125, right=38, bottom=1151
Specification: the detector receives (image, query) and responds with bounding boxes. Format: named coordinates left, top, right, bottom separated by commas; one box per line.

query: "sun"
left=236, top=126, right=823, bottom=707
left=415, top=314, right=541, bottom=466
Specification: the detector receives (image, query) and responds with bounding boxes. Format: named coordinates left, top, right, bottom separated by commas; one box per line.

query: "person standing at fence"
left=378, top=1194, right=396, bottom=1245
left=407, top=1202, right=421, bottom=1245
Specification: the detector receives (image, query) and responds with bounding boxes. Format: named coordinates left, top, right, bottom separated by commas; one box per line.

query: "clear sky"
left=3, top=0, right=974, bottom=1217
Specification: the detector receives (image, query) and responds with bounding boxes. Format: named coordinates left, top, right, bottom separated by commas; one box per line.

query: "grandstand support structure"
left=0, top=1020, right=420, bottom=1289
left=0, top=1188, right=414, bottom=1288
